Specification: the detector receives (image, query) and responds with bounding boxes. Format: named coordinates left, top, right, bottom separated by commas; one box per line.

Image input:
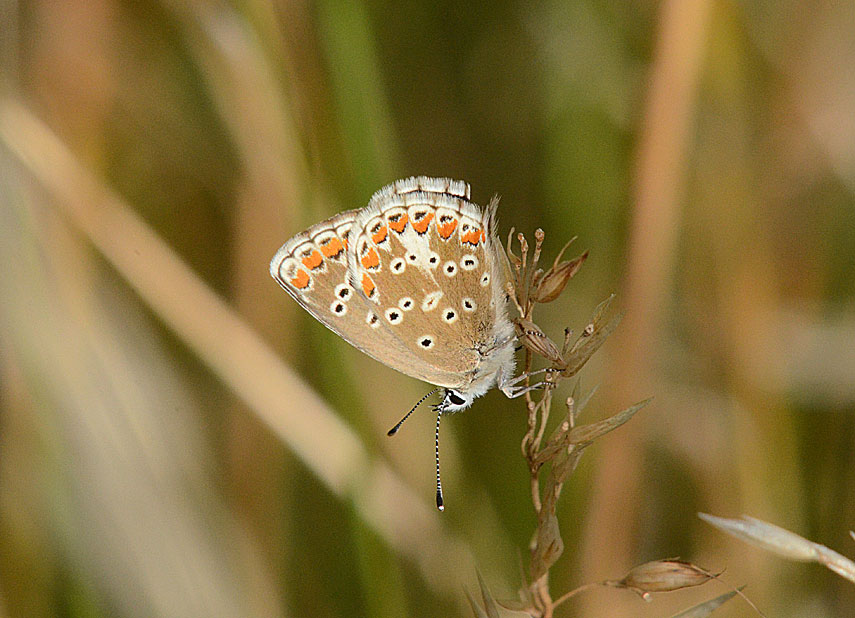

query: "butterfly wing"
left=345, top=177, right=515, bottom=391
left=270, top=208, right=415, bottom=366
left=271, top=177, right=515, bottom=392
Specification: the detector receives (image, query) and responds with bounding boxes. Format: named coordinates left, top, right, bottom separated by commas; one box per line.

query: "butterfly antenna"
left=387, top=387, right=440, bottom=436
left=435, top=404, right=445, bottom=511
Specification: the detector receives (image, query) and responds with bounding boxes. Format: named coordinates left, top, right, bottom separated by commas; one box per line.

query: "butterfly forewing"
left=269, top=209, right=413, bottom=363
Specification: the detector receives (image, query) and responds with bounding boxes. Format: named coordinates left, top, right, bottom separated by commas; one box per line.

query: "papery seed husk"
left=620, top=560, right=712, bottom=592
left=516, top=319, right=563, bottom=363
left=532, top=251, right=588, bottom=303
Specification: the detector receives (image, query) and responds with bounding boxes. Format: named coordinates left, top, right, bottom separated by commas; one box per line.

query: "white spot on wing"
left=334, top=283, right=352, bottom=300
left=385, top=307, right=403, bottom=324
left=422, top=291, right=443, bottom=312
left=460, top=255, right=478, bottom=271
left=390, top=257, right=406, bottom=273
left=330, top=301, right=347, bottom=316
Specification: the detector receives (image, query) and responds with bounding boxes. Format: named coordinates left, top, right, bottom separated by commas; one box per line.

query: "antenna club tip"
left=386, top=427, right=398, bottom=436
left=436, top=491, right=444, bottom=511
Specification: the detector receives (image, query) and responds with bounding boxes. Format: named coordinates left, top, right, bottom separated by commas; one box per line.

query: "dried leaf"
left=670, top=588, right=744, bottom=617
left=465, top=590, right=491, bottom=618
left=567, top=398, right=651, bottom=444
left=575, top=383, right=599, bottom=417
left=476, top=570, right=502, bottom=618
left=817, top=544, right=855, bottom=583
left=562, top=296, right=622, bottom=377
left=496, top=598, right=530, bottom=613
left=700, top=514, right=855, bottom=583
left=699, top=514, right=819, bottom=561
left=530, top=511, right=564, bottom=582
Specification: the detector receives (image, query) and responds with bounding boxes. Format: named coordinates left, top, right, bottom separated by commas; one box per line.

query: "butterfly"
left=270, top=177, right=539, bottom=509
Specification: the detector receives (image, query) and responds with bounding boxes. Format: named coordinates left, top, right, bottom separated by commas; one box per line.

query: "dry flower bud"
left=619, top=560, right=712, bottom=593
left=515, top=318, right=563, bottom=364
left=532, top=250, right=588, bottom=303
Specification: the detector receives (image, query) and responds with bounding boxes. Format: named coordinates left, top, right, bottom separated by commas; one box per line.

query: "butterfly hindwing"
left=346, top=178, right=509, bottom=389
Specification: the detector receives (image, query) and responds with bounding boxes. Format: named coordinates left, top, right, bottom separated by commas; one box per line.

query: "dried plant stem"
left=551, top=582, right=603, bottom=609
left=497, top=228, right=654, bottom=618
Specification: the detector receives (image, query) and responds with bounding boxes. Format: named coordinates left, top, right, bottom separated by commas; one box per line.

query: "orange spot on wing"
left=388, top=213, right=408, bottom=233
left=291, top=269, right=310, bottom=289
left=438, top=218, right=458, bottom=239
left=462, top=228, right=481, bottom=245
left=362, top=273, right=376, bottom=297
left=371, top=225, right=388, bottom=244
left=301, top=249, right=323, bottom=270
left=361, top=247, right=380, bottom=269
left=320, top=237, right=344, bottom=258
left=480, top=229, right=486, bottom=242
left=412, top=212, right=434, bottom=234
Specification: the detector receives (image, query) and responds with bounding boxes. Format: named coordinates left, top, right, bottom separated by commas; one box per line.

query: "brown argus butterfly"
left=270, top=177, right=539, bottom=509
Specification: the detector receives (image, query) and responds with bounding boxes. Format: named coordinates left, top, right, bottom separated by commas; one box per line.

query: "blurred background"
left=1, top=0, right=854, bottom=616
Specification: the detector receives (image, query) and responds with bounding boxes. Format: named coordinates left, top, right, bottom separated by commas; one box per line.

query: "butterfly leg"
left=498, top=367, right=557, bottom=399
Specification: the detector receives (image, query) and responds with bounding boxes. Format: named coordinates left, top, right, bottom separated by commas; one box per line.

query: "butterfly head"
left=438, top=388, right=473, bottom=413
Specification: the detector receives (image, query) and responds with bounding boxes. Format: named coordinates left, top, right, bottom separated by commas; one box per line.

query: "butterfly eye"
left=448, top=391, right=466, bottom=406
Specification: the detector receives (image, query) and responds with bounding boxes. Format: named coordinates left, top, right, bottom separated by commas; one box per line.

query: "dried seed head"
left=532, top=250, right=589, bottom=304
left=619, top=560, right=713, bottom=593
left=515, top=318, right=563, bottom=364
